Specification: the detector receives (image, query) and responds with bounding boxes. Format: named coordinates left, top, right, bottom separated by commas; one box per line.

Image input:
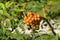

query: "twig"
left=41, top=17, right=56, bottom=35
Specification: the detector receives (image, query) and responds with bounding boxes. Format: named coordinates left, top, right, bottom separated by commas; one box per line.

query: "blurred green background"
left=0, top=0, right=60, bottom=40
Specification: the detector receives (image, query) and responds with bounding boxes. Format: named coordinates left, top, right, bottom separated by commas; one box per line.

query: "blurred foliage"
left=0, top=0, right=60, bottom=40
left=0, top=23, right=59, bottom=40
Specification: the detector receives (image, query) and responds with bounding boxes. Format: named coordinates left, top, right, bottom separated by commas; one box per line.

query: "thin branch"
left=41, top=17, right=56, bottom=35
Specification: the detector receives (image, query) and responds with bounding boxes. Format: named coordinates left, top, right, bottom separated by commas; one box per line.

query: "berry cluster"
left=23, top=12, right=40, bottom=30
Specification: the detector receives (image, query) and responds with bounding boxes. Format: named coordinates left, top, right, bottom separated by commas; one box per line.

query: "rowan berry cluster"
left=23, top=12, right=40, bottom=30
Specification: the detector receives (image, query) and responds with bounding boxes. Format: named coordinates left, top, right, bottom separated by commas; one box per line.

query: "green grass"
left=32, top=34, right=58, bottom=40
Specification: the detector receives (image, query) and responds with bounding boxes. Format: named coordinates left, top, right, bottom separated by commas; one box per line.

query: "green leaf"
left=0, top=23, right=6, bottom=34
left=15, top=29, right=20, bottom=35
left=19, top=24, right=24, bottom=29
left=0, top=10, right=3, bottom=14
left=10, top=19, right=15, bottom=28
left=5, top=30, right=11, bottom=36
left=6, top=21, right=11, bottom=27
left=0, top=3, right=5, bottom=9
left=5, top=1, right=13, bottom=8
left=55, top=34, right=59, bottom=40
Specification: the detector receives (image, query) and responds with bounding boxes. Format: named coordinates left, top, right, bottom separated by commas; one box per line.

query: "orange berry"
left=37, top=15, right=40, bottom=18
left=34, top=14, right=37, bottom=18
left=24, top=19, right=29, bottom=24
left=29, top=22, right=32, bottom=25
left=31, top=17, right=34, bottom=21
left=23, top=20, right=26, bottom=23
left=29, top=19, right=32, bottom=22
left=24, top=16, right=27, bottom=20
left=29, top=15, right=32, bottom=17
left=27, top=12, right=32, bottom=16
left=37, top=18, right=40, bottom=21
left=27, top=18, right=30, bottom=21
left=34, top=17, right=37, bottom=21
left=26, top=22, right=29, bottom=26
